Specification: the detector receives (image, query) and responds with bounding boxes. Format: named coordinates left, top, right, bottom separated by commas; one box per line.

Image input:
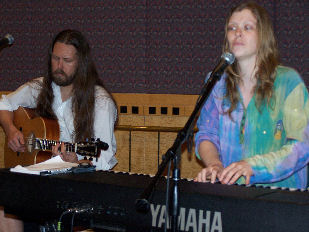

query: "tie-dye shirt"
left=252, top=124, right=309, bottom=185
left=195, top=66, right=309, bottom=189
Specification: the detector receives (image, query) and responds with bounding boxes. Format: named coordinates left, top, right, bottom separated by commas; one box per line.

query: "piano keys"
left=0, top=169, right=308, bottom=231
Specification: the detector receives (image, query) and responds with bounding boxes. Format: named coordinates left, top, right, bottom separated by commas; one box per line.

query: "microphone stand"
left=135, top=71, right=225, bottom=231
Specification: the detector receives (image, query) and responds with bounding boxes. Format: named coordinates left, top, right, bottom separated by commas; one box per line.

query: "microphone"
left=0, top=34, right=14, bottom=49
left=211, top=52, right=235, bottom=78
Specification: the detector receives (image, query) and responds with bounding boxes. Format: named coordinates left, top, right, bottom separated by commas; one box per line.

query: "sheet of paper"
left=10, top=156, right=78, bottom=175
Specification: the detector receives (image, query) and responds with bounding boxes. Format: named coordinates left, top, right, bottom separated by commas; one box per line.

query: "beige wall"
left=112, top=93, right=204, bottom=178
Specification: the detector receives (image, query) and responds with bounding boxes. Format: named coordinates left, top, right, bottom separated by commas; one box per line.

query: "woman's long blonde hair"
left=223, top=1, right=279, bottom=117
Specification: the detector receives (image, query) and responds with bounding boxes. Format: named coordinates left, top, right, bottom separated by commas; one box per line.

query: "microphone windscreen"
left=222, top=52, right=235, bottom=65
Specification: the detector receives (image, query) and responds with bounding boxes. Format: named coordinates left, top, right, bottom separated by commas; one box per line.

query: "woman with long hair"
left=195, top=1, right=309, bottom=189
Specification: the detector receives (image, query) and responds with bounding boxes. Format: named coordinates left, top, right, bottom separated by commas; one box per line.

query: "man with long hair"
left=0, top=29, right=117, bottom=231
left=195, top=2, right=309, bottom=189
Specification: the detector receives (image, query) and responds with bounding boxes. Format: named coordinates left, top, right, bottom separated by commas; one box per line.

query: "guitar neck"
left=35, top=139, right=76, bottom=152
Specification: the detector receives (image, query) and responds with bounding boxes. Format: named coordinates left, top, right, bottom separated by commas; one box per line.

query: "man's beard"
left=52, top=69, right=76, bottom=86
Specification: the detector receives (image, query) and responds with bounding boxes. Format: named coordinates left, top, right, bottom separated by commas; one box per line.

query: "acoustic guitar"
left=4, top=107, right=107, bottom=168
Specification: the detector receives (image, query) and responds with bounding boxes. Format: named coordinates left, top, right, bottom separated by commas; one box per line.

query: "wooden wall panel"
left=113, top=130, right=130, bottom=172
left=130, top=131, right=158, bottom=174
left=113, top=93, right=202, bottom=179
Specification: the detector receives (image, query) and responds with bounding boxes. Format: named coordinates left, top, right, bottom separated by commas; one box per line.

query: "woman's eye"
left=244, top=25, right=254, bottom=30
left=227, top=26, right=236, bottom=31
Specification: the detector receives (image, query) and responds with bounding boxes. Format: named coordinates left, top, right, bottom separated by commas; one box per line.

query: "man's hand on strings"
left=52, top=142, right=78, bottom=163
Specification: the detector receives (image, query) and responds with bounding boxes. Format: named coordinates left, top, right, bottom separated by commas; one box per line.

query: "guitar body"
left=4, top=107, right=60, bottom=168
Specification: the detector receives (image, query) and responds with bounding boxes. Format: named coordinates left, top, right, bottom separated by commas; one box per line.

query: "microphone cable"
left=70, top=211, right=76, bottom=232
left=57, top=207, right=93, bottom=231
left=57, top=209, right=72, bottom=232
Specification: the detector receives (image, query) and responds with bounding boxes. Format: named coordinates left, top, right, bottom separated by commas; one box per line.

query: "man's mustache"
left=53, top=69, right=66, bottom=75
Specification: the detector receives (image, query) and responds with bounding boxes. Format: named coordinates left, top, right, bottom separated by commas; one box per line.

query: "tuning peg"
left=99, top=141, right=109, bottom=151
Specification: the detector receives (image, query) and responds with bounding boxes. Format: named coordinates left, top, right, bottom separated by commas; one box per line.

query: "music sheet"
left=10, top=156, right=78, bottom=175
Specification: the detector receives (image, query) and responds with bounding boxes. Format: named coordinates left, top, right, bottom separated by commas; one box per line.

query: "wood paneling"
left=112, top=93, right=203, bottom=179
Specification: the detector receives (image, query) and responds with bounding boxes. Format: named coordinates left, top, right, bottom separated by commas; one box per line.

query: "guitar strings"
left=24, top=137, right=74, bottom=151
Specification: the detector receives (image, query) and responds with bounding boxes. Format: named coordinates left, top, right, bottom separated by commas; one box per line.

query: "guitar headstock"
left=76, top=138, right=109, bottom=157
